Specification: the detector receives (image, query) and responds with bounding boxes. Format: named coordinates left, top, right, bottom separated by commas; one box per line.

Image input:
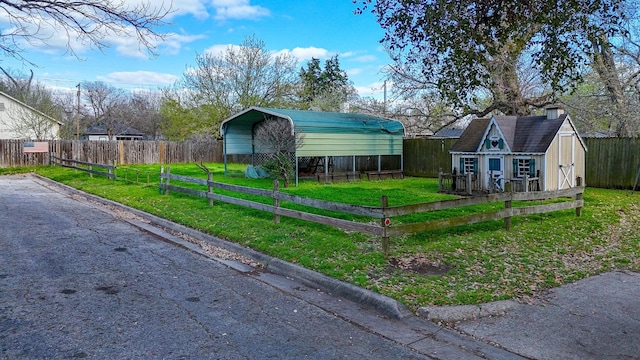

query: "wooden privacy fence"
left=583, top=137, right=640, bottom=189
left=159, top=167, right=584, bottom=256
left=0, top=139, right=224, bottom=167
left=403, top=138, right=457, bottom=177
left=51, top=155, right=115, bottom=179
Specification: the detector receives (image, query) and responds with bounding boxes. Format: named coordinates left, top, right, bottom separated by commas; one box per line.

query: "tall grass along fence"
left=159, top=167, right=584, bottom=256
left=0, top=139, right=223, bottom=168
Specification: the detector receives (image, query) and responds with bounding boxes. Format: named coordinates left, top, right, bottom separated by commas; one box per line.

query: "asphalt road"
left=0, top=174, right=429, bottom=359
left=12, top=173, right=635, bottom=359
left=1, top=175, right=518, bottom=360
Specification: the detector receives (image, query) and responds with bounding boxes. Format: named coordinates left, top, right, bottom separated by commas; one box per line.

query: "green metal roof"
left=220, top=107, right=404, bottom=135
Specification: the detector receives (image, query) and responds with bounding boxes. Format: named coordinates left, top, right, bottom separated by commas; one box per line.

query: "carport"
left=219, top=107, right=405, bottom=185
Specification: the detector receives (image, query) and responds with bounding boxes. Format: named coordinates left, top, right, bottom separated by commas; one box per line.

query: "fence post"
left=466, top=172, right=472, bottom=195
left=575, top=177, right=583, bottom=217
left=164, top=167, right=171, bottom=195
left=381, top=195, right=390, bottom=257
left=208, top=171, right=213, bottom=206
left=576, top=191, right=583, bottom=217
left=524, top=174, right=529, bottom=192
left=504, top=197, right=512, bottom=231
left=273, top=180, right=280, bottom=224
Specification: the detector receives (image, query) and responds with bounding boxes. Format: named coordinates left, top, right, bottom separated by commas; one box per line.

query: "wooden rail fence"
left=51, top=155, right=115, bottom=179
left=159, top=167, right=584, bottom=255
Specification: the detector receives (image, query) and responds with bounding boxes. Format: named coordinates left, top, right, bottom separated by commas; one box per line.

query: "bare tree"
left=174, top=35, right=299, bottom=137
left=125, top=91, right=164, bottom=139
left=0, top=0, right=171, bottom=65
left=252, top=117, right=304, bottom=188
left=82, top=81, right=129, bottom=139
left=52, top=90, right=80, bottom=139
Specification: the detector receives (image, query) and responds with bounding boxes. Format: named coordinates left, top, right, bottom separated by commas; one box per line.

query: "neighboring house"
left=82, top=125, right=145, bottom=141
left=450, top=106, right=587, bottom=192
left=0, top=91, right=62, bottom=140
left=431, top=128, right=464, bottom=139
left=220, top=107, right=405, bottom=185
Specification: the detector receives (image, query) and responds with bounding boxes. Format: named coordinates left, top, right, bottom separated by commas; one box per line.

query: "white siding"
left=0, top=93, right=60, bottom=140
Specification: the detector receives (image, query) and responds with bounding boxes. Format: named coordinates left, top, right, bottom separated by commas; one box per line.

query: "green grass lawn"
left=16, top=163, right=640, bottom=311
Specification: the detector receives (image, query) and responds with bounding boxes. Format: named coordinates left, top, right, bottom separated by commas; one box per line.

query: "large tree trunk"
left=487, top=49, right=531, bottom=116
left=591, top=34, right=631, bottom=137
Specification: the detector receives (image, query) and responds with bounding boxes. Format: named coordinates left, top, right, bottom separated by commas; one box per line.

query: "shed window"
left=459, top=157, right=478, bottom=174
left=489, top=158, right=501, bottom=171
left=513, top=158, right=535, bottom=177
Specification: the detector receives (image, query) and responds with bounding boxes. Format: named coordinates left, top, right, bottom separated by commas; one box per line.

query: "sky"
left=1, top=0, right=392, bottom=99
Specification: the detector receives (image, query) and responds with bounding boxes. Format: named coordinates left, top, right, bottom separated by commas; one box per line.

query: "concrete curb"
left=417, top=300, right=520, bottom=322
left=32, top=174, right=413, bottom=320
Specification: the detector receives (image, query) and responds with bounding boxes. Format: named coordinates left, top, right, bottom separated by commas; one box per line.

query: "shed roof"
left=220, top=107, right=404, bottom=135
left=432, top=127, right=464, bottom=139
left=451, top=114, right=576, bottom=153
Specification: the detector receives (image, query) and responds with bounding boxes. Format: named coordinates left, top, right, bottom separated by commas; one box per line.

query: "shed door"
left=559, top=134, right=575, bottom=189
left=486, top=156, right=504, bottom=191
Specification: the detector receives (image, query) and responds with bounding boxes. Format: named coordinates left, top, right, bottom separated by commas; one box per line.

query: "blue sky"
left=2, top=0, right=390, bottom=99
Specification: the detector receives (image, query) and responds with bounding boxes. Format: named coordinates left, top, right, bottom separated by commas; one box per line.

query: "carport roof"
left=220, top=107, right=404, bottom=135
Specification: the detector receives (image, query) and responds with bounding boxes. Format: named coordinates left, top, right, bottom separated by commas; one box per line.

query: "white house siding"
left=0, top=93, right=60, bottom=140
left=88, top=135, right=110, bottom=141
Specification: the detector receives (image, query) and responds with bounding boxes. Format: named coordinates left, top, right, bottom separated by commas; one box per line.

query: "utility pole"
left=383, top=80, right=387, bottom=115
left=76, top=83, right=80, bottom=140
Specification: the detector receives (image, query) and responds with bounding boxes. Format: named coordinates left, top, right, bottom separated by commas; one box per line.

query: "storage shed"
left=220, top=107, right=405, bottom=185
left=449, top=106, right=586, bottom=192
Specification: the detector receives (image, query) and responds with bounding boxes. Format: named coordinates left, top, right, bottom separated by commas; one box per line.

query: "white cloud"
left=110, top=34, right=148, bottom=59
left=355, top=81, right=391, bottom=97
left=0, top=12, right=93, bottom=56
left=278, top=47, right=330, bottom=62
left=105, top=25, right=205, bottom=58
left=160, top=33, right=206, bottom=55
left=97, top=71, right=180, bottom=86
left=204, top=44, right=241, bottom=56
left=211, top=0, right=270, bottom=21
left=130, top=0, right=271, bottom=21
left=121, top=0, right=208, bottom=20
left=340, top=51, right=357, bottom=58
left=166, top=0, right=210, bottom=20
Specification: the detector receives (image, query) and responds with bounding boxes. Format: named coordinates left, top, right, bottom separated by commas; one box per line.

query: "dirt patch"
left=388, top=254, right=453, bottom=275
